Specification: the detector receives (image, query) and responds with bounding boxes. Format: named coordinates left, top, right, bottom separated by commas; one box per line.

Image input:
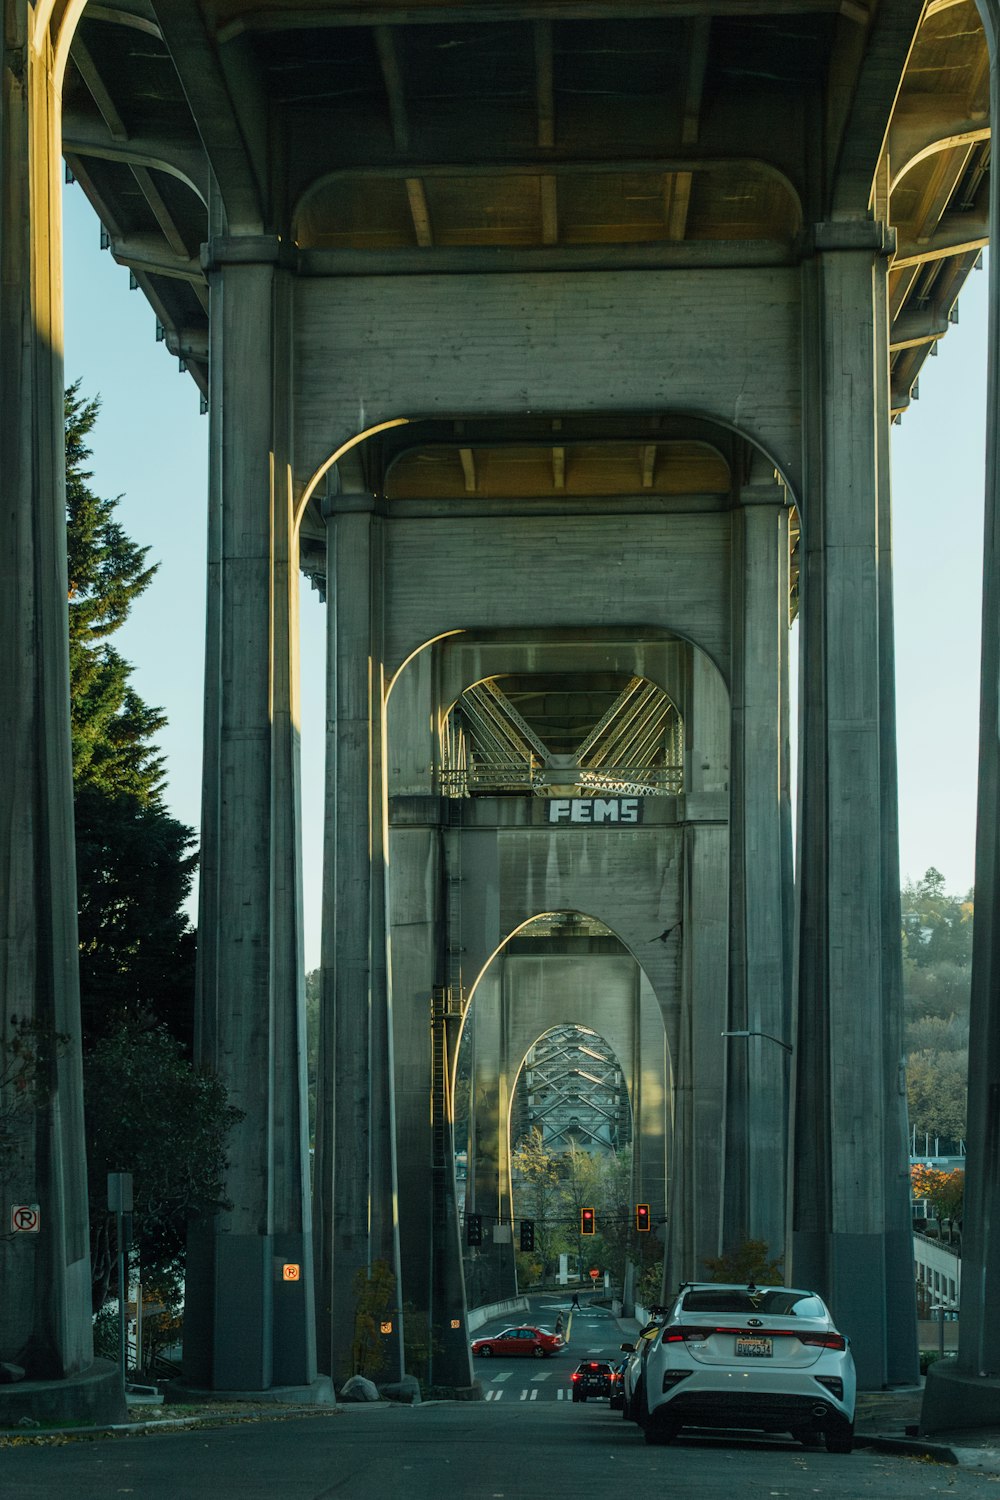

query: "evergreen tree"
left=65, top=384, right=197, bottom=1046
left=85, top=1021, right=241, bottom=1311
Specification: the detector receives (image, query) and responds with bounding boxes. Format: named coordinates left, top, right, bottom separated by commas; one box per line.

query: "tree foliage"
left=902, top=868, right=973, bottom=975
left=703, top=1239, right=783, bottom=1286
left=906, top=1050, right=968, bottom=1144
left=510, top=1133, right=659, bottom=1291
left=350, top=1259, right=396, bottom=1379
left=0, top=1017, right=69, bottom=1193
left=902, top=869, right=972, bottom=1149
left=67, top=384, right=160, bottom=799
left=84, top=1020, right=242, bottom=1311
left=65, top=384, right=197, bottom=1047
left=911, top=1164, right=964, bottom=1225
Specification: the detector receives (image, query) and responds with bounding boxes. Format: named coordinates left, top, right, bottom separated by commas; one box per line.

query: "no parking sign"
left=11, top=1204, right=40, bottom=1233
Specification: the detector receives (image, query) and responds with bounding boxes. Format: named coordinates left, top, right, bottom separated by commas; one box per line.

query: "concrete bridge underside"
left=5, top=0, right=1000, bottom=1427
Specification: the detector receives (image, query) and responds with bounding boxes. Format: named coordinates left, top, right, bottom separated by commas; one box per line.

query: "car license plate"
left=735, top=1336, right=772, bottom=1358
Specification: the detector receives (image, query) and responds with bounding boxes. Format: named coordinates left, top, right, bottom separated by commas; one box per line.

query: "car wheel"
left=824, top=1421, right=854, bottom=1455
left=478, top=1346, right=492, bottom=1358
left=533, top=1346, right=545, bottom=1359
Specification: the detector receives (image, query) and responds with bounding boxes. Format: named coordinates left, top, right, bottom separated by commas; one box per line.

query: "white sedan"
left=638, top=1282, right=856, bottom=1452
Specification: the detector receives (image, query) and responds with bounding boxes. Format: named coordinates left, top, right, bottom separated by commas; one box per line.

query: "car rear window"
left=679, top=1290, right=826, bottom=1318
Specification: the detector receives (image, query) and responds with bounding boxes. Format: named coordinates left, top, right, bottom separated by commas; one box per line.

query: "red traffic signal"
left=581, top=1207, right=596, bottom=1236
left=636, top=1203, right=651, bottom=1232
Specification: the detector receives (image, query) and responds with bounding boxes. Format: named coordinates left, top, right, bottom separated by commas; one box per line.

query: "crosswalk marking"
left=518, top=1388, right=540, bottom=1401
left=484, top=1388, right=503, bottom=1401
left=492, top=1371, right=512, bottom=1382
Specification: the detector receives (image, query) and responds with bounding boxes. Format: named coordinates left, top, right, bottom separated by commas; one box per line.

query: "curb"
left=0, top=1404, right=340, bottom=1443
left=859, top=1433, right=958, bottom=1464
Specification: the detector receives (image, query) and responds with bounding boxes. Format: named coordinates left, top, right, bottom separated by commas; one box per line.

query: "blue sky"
left=61, top=184, right=987, bottom=967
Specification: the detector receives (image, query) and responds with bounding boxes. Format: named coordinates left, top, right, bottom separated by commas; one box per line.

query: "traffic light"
left=636, top=1203, right=651, bottom=1232
left=466, top=1213, right=482, bottom=1247
left=520, top=1219, right=535, bottom=1252
left=580, top=1207, right=595, bottom=1236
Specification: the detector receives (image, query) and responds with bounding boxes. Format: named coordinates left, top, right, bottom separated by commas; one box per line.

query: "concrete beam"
left=148, top=0, right=263, bottom=231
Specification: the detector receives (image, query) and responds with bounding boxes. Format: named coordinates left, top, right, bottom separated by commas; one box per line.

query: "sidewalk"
left=855, top=1387, right=1000, bottom=1474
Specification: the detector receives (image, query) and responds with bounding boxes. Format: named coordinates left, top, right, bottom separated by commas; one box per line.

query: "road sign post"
left=108, top=1173, right=133, bottom=1387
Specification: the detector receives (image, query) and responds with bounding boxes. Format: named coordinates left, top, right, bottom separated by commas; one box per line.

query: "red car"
left=471, top=1325, right=564, bottom=1358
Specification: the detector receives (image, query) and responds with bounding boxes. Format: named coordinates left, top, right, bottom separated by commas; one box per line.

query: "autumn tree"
left=511, top=1128, right=568, bottom=1280
left=911, top=1164, right=964, bottom=1227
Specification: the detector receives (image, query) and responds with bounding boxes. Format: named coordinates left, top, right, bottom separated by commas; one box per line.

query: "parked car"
left=570, top=1360, right=614, bottom=1401
left=471, top=1325, right=563, bottom=1358
left=620, top=1309, right=669, bottom=1420
left=609, top=1357, right=630, bottom=1410
left=639, top=1283, right=857, bottom=1451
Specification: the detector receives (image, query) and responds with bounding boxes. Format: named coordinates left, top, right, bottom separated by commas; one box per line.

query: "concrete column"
left=635, top=972, right=670, bottom=1237
left=793, top=226, right=902, bottom=1389
left=185, top=255, right=318, bottom=1395
left=465, top=955, right=516, bottom=1306
left=726, top=493, right=793, bottom=1263
left=665, top=823, right=729, bottom=1289
left=873, top=206, right=920, bottom=1387
left=384, top=797, right=473, bottom=1390
left=922, top=0, right=1000, bottom=1430
left=314, top=496, right=404, bottom=1382
left=0, top=14, right=97, bottom=1390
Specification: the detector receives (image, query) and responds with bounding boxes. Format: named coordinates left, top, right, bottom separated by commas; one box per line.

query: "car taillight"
left=571, top=1372, right=580, bottom=1382
left=662, top=1327, right=709, bottom=1343
left=801, top=1333, right=846, bottom=1351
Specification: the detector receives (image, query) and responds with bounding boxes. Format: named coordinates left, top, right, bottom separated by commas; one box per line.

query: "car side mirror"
left=620, top=1342, right=635, bottom=1352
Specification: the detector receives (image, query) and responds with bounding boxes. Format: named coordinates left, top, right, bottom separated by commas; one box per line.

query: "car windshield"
left=679, top=1289, right=827, bottom=1318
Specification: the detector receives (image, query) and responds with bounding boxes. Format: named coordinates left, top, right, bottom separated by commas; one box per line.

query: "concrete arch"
left=456, top=910, right=670, bottom=1304
left=290, top=156, right=805, bottom=257
left=890, top=128, right=992, bottom=193
left=458, top=906, right=668, bottom=1074
left=298, top=409, right=800, bottom=545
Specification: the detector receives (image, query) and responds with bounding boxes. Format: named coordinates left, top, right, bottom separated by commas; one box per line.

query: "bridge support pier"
left=184, top=253, right=321, bottom=1398
left=792, top=226, right=916, bottom=1389
left=725, top=487, right=794, bottom=1263
left=314, top=493, right=406, bottom=1385
left=0, top=12, right=123, bottom=1425
left=923, top=0, right=1000, bottom=1428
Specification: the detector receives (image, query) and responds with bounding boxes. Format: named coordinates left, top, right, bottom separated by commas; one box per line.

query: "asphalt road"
left=472, top=1295, right=622, bottom=1402
left=5, top=1400, right=1000, bottom=1500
